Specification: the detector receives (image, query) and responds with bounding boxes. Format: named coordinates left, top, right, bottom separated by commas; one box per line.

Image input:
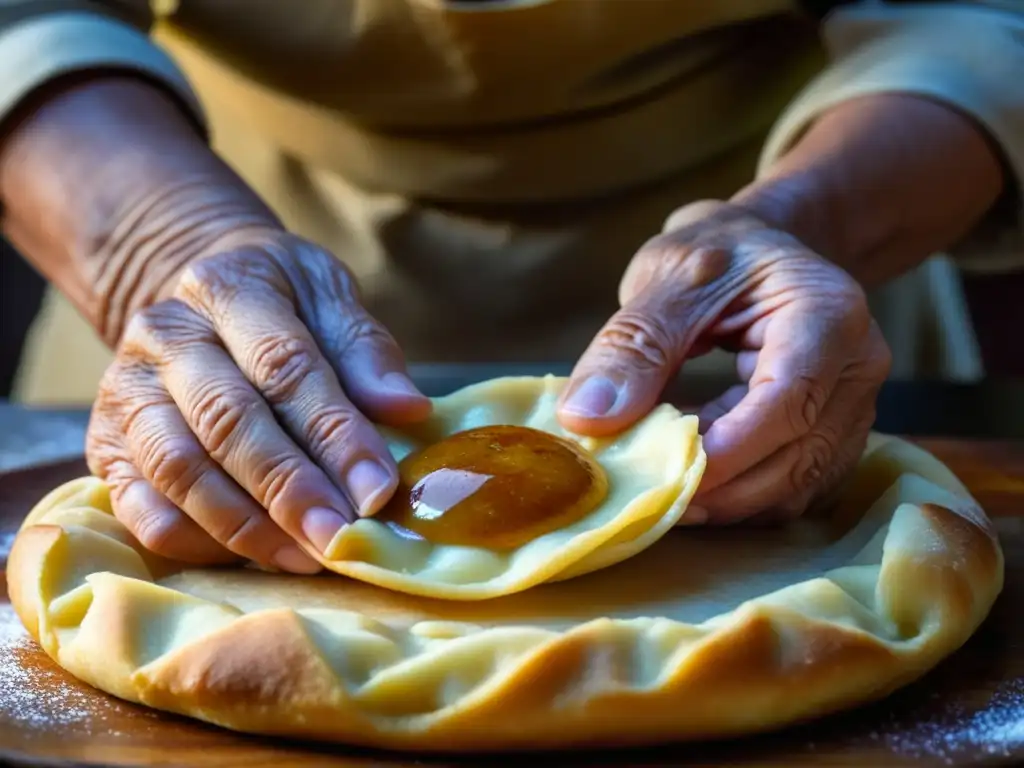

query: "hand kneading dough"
left=7, top=378, right=1004, bottom=753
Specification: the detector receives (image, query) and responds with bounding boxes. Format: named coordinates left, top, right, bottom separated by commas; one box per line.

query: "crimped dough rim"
left=7, top=430, right=1004, bottom=752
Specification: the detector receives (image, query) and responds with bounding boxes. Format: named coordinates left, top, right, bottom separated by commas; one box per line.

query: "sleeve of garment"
left=759, top=2, right=1024, bottom=273
left=0, top=0, right=204, bottom=133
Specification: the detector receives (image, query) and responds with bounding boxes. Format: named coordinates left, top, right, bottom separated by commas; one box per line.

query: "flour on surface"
left=0, top=603, right=154, bottom=734
left=868, top=682, right=1024, bottom=764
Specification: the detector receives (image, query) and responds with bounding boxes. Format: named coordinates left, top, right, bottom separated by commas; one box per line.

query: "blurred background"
left=3, top=235, right=1020, bottom=404
left=0, top=237, right=46, bottom=400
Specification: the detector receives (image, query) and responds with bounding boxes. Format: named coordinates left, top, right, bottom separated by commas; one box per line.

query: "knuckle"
left=679, top=246, right=733, bottom=288
left=661, top=201, right=723, bottom=234
left=84, top=426, right=125, bottom=480
left=790, top=430, right=838, bottom=494
left=337, top=315, right=394, bottom=355
left=175, top=254, right=238, bottom=307
left=867, top=326, right=894, bottom=380
left=305, top=406, right=360, bottom=456
left=853, top=404, right=878, bottom=436
left=808, top=437, right=865, bottom=517
left=876, top=346, right=894, bottom=379
left=326, top=260, right=362, bottom=304
left=137, top=431, right=207, bottom=502
left=176, top=249, right=290, bottom=310
left=785, top=375, right=829, bottom=435
left=121, top=300, right=209, bottom=357
left=251, top=453, right=307, bottom=512
left=220, top=514, right=271, bottom=559
left=828, top=279, right=872, bottom=335
left=95, top=364, right=127, bottom=407
left=120, top=307, right=160, bottom=351
left=248, top=334, right=321, bottom=402
left=187, top=381, right=260, bottom=459
left=637, top=240, right=733, bottom=288
left=130, top=508, right=186, bottom=558
left=633, top=238, right=680, bottom=273
left=98, top=358, right=156, bottom=402
left=596, top=311, right=673, bottom=371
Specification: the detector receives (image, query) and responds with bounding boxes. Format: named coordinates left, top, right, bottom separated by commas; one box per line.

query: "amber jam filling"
left=376, top=425, right=609, bottom=550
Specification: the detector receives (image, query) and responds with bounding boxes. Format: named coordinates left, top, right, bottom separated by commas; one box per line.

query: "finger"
left=124, top=301, right=355, bottom=558
left=698, top=302, right=857, bottom=493
left=108, top=464, right=240, bottom=565
left=178, top=249, right=418, bottom=517
left=96, top=360, right=321, bottom=573
left=163, top=344, right=360, bottom=553
left=558, top=304, right=678, bottom=436
left=696, top=384, right=747, bottom=434
left=86, top=405, right=235, bottom=565
left=193, top=278, right=404, bottom=519
left=560, top=239, right=742, bottom=436
left=127, top=398, right=323, bottom=570
left=736, top=350, right=758, bottom=381
left=747, top=471, right=850, bottom=527
left=316, top=306, right=432, bottom=427
left=695, top=386, right=876, bottom=525
left=270, top=243, right=432, bottom=426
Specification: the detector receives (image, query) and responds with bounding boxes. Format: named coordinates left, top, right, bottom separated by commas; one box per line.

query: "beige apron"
left=14, top=0, right=982, bottom=403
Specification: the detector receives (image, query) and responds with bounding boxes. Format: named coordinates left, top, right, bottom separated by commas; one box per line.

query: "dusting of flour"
left=0, top=603, right=154, bottom=734
left=867, top=683, right=1024, bottom=764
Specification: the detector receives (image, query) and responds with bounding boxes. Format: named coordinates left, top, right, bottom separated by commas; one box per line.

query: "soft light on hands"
left=557, top=201, right=891, bottom=524
left=86, top=231, right=432, bottom=573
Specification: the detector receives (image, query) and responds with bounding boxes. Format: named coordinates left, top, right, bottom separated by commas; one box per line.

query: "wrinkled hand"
left=558, top=201, right=891, bottom=524
left=86, top=231, right=431, bottom=573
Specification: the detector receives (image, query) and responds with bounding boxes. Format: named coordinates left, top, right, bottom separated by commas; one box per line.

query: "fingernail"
left=346, top=459, right=394, bottom=517
left=679, top=505, right=709, bottom=526
left=381, top=372, right=422, bottom=398
left=562, top=376, right=621, bottom=418
left=302, top=506, right=348, bottom=552
left=272, top=544, right=322, bottom=574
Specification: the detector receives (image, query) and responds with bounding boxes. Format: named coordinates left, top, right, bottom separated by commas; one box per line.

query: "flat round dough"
left=7, top=380, right=1004, bottom=752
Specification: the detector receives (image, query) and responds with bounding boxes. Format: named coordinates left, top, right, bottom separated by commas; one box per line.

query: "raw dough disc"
left=7, top=390, right=1003, bottom=752
left=313, top=376, right=706, bottom=599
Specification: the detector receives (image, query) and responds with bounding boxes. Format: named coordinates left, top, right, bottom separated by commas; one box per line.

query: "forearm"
left=733, top=93, right=1006, bottom=288
left=0, top=76, right=281, bottom=346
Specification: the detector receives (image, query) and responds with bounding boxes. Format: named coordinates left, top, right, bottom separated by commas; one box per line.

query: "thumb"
left=560, top=215, right=755, bottom=436
left=558, top=301, right=678, bottom=437
left=558, top=271, right=734, bottom=436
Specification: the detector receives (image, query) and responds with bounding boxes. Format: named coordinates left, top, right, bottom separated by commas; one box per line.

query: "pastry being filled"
left=313, top=376, right=704, bottom=599
left=7, top=377, right=1004, bottom=752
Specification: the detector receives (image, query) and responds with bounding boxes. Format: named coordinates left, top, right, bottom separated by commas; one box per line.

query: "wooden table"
left=2, top=369, right=1024, bottom=767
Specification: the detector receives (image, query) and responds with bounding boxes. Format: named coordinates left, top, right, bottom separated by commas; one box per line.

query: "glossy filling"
left=377, top=425, right=609, bottom=550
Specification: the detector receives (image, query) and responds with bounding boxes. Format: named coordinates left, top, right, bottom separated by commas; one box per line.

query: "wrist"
left=732, top=170, right=857, bottom=268
left=732, top=94, right=1005, bottom=287
left=0, top=75, right=282, bottom=345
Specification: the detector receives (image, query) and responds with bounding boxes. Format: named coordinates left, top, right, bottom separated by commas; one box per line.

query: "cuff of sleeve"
left=759, top=5, right=1024, bottom=273
left=0, top=10, right=206, bottom=136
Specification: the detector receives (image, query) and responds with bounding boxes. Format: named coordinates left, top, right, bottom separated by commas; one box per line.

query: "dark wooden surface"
left=2, top=376, right=1024, bottom=767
